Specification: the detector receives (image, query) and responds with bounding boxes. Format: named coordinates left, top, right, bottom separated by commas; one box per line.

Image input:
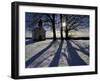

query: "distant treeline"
left=26, top=37, right=32, bottom=39
left=26, top=37, right=89, bottom=40
left=46, top=37, right=89, bottom=40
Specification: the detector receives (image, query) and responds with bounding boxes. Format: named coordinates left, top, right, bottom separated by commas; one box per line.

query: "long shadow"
left=66, top=40, right=87, bottom=66
left=67, top=37, right=89, bottom=40
left=34, top=53, right=53, bottom=67
left=61, top=52, right=69, bottom=65
left=31, top=40, right=61, bottom=67
left=26, top=40, right=55, bottom=68
left=49, top=40, right=64, bottom=67
left=71, top=40, right=89, bottom=56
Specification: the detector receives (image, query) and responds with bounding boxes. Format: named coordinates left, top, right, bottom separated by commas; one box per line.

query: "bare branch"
left=45, top=14, right=53, bottom=21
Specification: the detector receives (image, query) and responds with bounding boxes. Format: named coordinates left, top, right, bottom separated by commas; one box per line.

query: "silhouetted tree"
left=45, top=14, right=56, bottom=40
left=65, top=15, right=86, bottom=39
left=60, top=14, right=63, bottom=40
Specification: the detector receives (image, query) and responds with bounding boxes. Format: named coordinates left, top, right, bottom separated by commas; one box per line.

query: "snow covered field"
left=25, top=39, right=89, bottom=68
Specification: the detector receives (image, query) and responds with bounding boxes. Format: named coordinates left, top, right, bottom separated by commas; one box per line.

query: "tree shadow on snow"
left=26, top=40, right=54, bottom=67
left=71, top=40, right=89, bottom=56
left=49, top=40, right=64, bottom=67
left=26, top=40, right=88, bottom=68
left=25, top=40, right=61, bottom=68
left=66, top=40, right=87, bottom=66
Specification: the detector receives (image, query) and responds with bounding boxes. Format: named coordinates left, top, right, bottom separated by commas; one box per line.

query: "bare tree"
left=65, top=15, right=85, bottom=39
left=45, top=14, right=56, bottom=40
left=26, top=13, right=88, bottom=40
left=60, top=14, right=63, bottom=40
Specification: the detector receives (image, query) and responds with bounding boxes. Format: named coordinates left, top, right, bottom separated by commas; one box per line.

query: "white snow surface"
left=25, top=39, right=89, bottom=68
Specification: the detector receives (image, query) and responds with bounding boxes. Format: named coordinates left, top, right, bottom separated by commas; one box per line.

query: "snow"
left=59, top=40, right=69, bottom=66
left=25, top=39, right=89, bottom=68
left=25, top=40, right=52, bottom=61
left=70, top=40, right=89, bottom=64
left=28, top=40, right=61, bottom=68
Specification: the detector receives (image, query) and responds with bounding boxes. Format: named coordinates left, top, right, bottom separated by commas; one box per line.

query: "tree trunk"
left=60, top=14, right=63, bottom=40
left=66, top=29, right=69, bottom=40
left=52, top=14, right=56, bottom=40
left=60, top=27, right=63, bottom=40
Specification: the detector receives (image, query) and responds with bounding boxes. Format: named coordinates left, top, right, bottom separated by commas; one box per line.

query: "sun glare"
left=62, top=22, right=66, bottom=27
